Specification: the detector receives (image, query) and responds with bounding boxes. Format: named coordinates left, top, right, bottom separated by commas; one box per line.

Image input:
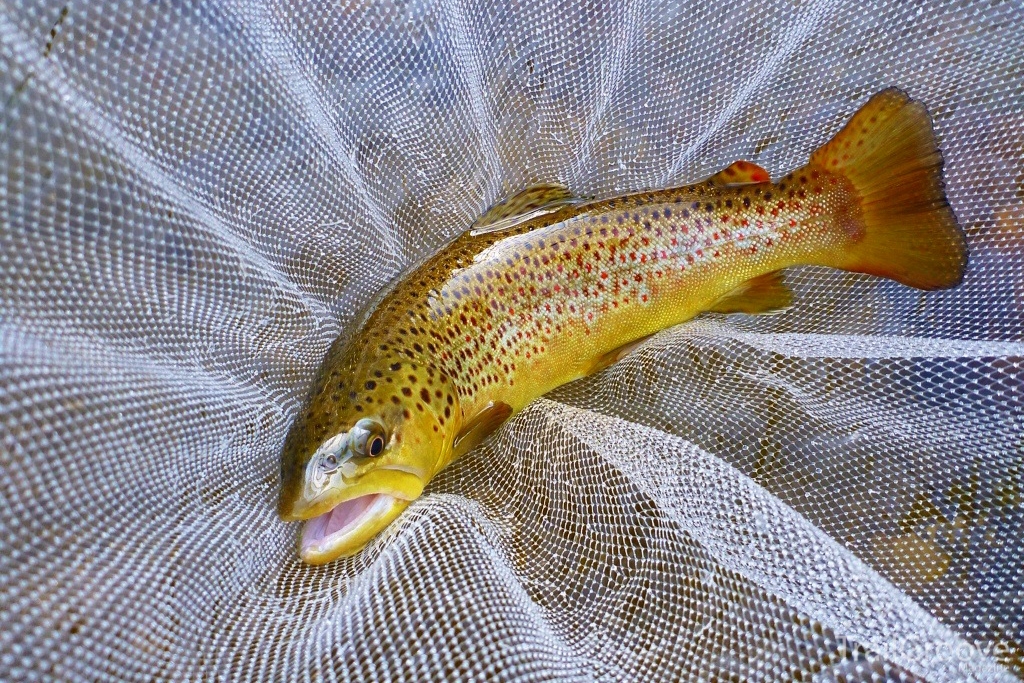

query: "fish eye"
left=350, top=418, right=387, bottom=457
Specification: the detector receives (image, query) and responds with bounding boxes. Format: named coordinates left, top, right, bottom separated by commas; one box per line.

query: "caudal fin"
left=810, top=88, right=967, bottom=290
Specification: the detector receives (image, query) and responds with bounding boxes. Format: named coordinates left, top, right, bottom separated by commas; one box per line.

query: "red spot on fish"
left=721, top=215, right=729, bottom=223
left=640, top=254, right=647, bottom=263
left=712, top=233, right=719, bottom=240
left=634, top=274, right=643, bottom=282
left=641, top=294, right=648, bottom=302
left=740, top=219, right=749, bottom=227
left=789, top=219, right=797, bottom=227
left=713, top=250, right=720, bottom=258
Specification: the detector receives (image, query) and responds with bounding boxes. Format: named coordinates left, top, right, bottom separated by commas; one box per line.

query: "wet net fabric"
left=1, top=0, right=1022, bottom=680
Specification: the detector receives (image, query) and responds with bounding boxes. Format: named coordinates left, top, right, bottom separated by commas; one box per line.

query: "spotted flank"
left=278, top=88, right=967, bottom=564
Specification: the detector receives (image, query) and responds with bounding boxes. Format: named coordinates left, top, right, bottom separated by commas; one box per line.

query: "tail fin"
left=809, top=88, right=967, bottom=290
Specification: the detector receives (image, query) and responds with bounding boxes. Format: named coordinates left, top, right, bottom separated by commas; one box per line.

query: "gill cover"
left=278, top=356, right=461, bottom=561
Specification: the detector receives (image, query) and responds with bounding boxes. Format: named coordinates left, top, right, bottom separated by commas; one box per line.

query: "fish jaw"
left=280, top=468, right=425, bottom=564
left=299, top=494, right=411, bottom=564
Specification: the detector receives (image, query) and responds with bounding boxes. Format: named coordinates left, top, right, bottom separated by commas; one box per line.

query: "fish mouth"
left=298, top=493, right=410, bottom=564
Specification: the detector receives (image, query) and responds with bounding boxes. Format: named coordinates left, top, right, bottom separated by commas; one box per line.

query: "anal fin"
left=710, top=160, right=771, bottom=186
left=707, top=271, right=792, bottom=314
left=452, top=401, right=513, bottom=460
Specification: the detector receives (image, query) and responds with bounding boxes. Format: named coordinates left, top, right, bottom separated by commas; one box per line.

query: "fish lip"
left=298, top=493, right=408, bottom=564
left=280, top=464, right=427, bottom=521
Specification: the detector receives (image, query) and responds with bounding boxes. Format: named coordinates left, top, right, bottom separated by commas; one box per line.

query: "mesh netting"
left=2, top=0, right=1022, bottom=680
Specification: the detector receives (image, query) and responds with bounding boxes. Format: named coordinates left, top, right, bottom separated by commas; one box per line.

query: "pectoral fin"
left=708, top=271, right=792, bottom=314
left=471, top=183, right=585, bottom=235
left=452, top=402, right=513, bottom=460
left=710, top=160, right=771, bottom=186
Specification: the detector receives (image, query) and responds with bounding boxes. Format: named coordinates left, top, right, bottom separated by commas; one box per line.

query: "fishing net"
left=1, top=0, right=1022, bottom=680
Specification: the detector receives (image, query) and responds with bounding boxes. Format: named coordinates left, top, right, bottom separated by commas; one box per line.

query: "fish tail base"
left=808, top=88, right=967, bottom=290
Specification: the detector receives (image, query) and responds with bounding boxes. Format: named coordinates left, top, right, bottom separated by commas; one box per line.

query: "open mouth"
left=299, top=493, right=406, bottom=564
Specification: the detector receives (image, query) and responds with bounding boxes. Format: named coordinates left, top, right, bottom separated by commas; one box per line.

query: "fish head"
left=277, top=358, right=458, bottom=564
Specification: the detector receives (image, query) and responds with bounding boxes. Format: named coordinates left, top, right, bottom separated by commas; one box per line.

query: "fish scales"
left=278, top=88, right=968, bottom=564
left=370, top=173, right=851, bottom=420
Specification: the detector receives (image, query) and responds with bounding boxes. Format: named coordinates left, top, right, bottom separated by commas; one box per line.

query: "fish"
left=278, top=88, right=967, bottom=564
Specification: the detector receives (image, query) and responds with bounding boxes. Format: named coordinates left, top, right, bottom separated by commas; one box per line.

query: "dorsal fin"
left=709, top=160, right=771, bottom=187
left=470, top=183, right=583, bottom=235
left=707, top=271, right=792, bottom=314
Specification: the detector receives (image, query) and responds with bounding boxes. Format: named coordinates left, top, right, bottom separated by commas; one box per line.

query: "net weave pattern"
left=1, top=0, right=1022, bottom=680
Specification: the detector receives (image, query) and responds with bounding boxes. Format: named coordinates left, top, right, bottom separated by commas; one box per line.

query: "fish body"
left=279, top=89, right=967, bottom=564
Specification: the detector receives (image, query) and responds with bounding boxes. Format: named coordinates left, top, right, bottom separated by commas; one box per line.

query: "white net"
left=1, top=0, right=1022, bottom=680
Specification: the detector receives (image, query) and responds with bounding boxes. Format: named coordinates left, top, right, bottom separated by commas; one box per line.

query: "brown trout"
left=278, top=89, right=967, bottom=564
